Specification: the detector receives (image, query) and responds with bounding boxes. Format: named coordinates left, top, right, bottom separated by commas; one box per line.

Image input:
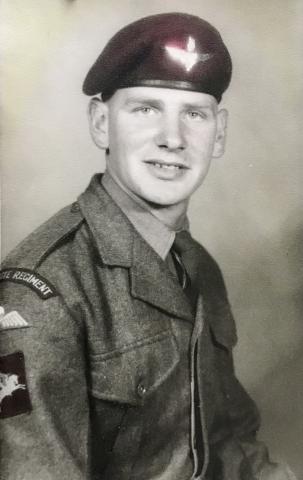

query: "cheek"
left=187, top=127, right=217, bottom=157
left=118, top=131, right=156, bottom=158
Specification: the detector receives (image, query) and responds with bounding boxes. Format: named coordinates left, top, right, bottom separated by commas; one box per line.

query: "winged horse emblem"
left=0, top=372, right=26, bottom=411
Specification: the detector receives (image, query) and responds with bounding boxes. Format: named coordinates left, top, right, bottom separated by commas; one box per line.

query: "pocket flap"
left=90, top=331, right=179, bottom=406
left=209, top=304, right=237, bottom=349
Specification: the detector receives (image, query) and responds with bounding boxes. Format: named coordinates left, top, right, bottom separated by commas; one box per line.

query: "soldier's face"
left=90, top=87, right=228, bottom=206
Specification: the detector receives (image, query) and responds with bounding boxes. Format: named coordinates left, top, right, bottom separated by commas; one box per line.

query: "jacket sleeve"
left=0, top=278, right=89, bottom=480
left=209, top=333, right=297, bottom=480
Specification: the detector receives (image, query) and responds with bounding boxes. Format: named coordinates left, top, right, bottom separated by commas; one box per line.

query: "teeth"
left=153, top=162, right=181, bottom=170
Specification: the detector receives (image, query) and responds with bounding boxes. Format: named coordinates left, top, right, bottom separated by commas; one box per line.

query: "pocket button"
left=71, top=202, right=80, bottom=213
left=137, top=382, right=147, bottom=398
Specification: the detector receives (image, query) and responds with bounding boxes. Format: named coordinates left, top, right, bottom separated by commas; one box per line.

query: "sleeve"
left=0, top=275, right=89, bottom=480
left=209, top=333, right=298, bottom=480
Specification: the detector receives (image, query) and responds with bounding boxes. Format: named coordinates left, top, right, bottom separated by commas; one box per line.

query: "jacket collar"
left=101, top=171, right=177, bottom=260
left=78, top=174, right=193, bottom=323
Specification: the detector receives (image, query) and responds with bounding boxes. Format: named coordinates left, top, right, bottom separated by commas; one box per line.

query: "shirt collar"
left=101, top=171, right=189, bottom=260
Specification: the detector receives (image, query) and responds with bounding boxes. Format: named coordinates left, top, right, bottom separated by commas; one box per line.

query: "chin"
left=141, top=191, right=189, bottom=207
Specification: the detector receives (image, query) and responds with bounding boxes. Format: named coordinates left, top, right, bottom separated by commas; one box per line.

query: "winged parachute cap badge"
left=165, top=36, right=212, bottom=72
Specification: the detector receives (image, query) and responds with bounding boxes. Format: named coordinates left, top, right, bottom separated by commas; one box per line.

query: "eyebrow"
left=183, top=103, right=215, bottom=111
left=124, top=98, right=164, bottom=108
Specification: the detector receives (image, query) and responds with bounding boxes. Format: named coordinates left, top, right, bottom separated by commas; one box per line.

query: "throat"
left=147, top=201, right=189, bottom=230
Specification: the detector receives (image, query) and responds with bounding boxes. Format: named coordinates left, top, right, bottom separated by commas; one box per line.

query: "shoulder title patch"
left=0, top=351, right=32, bottom=419
left=0, top=268, right=58, bottom=300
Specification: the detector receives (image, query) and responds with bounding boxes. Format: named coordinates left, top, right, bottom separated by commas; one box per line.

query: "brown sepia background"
left=1, top=0, right=303, bottom=476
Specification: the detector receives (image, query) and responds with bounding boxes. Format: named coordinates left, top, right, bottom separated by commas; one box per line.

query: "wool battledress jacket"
left=0, top=174, right=287, bottom=480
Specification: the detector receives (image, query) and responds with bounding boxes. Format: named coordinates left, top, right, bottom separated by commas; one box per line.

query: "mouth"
left=144, top=160, right=189, bottom=171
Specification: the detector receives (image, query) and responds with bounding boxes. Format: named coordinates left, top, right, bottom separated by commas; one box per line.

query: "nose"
left=155, top=114, right=186, bottom=151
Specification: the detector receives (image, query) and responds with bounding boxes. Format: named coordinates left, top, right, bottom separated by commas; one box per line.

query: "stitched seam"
left=89, top=389, right=140, bottom=406
left=34, top=219, right=85, bottom=269
left=90, top=329, right=173, bottom=361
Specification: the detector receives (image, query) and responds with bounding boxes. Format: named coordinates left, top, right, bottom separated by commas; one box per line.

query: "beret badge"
left=165, top=36, right=213, bottom=73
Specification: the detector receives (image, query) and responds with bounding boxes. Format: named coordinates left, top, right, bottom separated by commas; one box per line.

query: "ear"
left=87, top=97, right=109, bottom=150
left=212, top=108, right=228, bottom=158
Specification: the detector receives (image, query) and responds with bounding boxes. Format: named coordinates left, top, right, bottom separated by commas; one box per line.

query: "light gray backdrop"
left=1, top=0, right=303, bottom=475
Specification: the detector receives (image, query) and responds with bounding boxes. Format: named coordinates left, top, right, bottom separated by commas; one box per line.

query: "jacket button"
left=137, top=382, right=147, bottom=398
left=71, top=202, right=80, bottom=213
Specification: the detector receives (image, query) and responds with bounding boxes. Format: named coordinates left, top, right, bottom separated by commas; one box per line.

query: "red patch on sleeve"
left=0, top=352, right=32, bottom=419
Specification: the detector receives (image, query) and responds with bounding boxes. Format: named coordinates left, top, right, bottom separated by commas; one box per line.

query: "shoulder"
left=2, top=202, right=84, bottom=271
left=0, top=202, right=87, bottom=316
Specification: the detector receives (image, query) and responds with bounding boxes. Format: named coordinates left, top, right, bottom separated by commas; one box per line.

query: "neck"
left=147, top=201, right=189, bottom=231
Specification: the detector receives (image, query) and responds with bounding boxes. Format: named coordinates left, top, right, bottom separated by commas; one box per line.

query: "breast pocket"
left=197, top=308, right=238, bottom=443
left=88, top=330, right=180, bottom=478
left=90, top=329, right=180, bottom=405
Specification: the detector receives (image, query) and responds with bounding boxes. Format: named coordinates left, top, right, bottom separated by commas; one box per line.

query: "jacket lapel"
left=78, top=175, right=193, bottom=323
left=130, top=233, right=193, bottom=322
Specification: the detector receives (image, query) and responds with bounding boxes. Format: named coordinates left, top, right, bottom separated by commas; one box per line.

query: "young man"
left=0, top=12, right=297, bottom=480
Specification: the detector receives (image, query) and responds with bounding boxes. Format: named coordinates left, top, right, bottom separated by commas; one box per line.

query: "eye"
left=186, top=110, right=207, bottom=121
left=133, top=106, right=157, bottom=116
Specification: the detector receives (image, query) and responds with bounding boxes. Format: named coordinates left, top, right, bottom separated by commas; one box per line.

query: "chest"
left=70, top=262, right=228, bottom=477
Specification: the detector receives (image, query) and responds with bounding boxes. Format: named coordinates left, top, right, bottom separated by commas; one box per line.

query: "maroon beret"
left=83, top=12, right=232, bottom=102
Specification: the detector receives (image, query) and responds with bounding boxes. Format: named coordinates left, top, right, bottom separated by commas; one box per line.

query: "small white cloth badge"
left=0, top=306, right=29, bottom=331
